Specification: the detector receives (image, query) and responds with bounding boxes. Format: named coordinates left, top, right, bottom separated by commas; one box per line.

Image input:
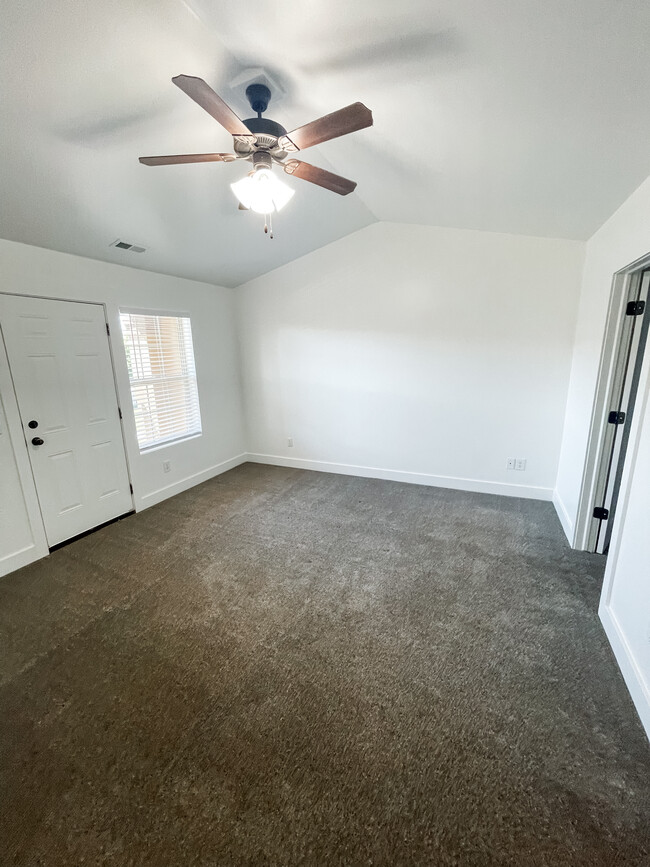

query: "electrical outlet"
left=287, top=437, right=294, bottom=448
left=162, top=460, right=171, bottom=473
left=506, top=458, right=515, bottom=470
left=515, top=458, right=527, bottom=471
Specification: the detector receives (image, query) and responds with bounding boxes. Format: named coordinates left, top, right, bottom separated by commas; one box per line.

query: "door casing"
left=574, top=252, right=650, bottom=551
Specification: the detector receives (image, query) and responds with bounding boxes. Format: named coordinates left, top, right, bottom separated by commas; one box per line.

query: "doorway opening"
left=576, top=258, right=650, bottom=553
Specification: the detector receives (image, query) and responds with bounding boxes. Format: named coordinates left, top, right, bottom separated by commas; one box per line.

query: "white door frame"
left=573, top=250, right=650, bottom=550
left=0, top=292, right=134, bottom=556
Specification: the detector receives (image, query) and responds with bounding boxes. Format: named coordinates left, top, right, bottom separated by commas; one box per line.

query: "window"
left=120, top=310, right=202, bottom=451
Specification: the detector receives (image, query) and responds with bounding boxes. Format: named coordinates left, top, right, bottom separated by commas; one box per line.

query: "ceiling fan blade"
left=172, top=74, right=254, bottom=139
left=279, top=103, right=372, bottom=153
left=283, top=159, right=357, bottom=195
left=139, top=153, right=236, bottom=166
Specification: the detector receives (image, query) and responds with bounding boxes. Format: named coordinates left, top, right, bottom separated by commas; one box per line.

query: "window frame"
left=119, top=307, right=203, bottom=453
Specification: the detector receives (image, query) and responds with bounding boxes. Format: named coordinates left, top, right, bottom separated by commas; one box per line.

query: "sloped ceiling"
left=1, top=0, right=650, bottom=287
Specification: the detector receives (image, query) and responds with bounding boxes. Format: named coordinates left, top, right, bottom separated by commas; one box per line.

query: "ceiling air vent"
left=110, top=239, right=146, bottom=253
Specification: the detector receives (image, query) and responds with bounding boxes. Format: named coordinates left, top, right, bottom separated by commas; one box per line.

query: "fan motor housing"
left=242, top=116, right=287, bottom=139
left=237, top=117, right=288, bottom=161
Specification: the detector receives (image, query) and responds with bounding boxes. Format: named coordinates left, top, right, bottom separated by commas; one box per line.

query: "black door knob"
left=28, top=420, right=38, bottom=429
left=31, top=437, right=44, bottom=446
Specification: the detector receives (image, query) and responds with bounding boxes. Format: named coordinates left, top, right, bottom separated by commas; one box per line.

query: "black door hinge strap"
left=626, top=300, right=645, bottom=316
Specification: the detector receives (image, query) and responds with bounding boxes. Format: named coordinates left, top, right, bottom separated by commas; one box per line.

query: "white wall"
left=236, top=222, right=584, bottom=499
left=555, top=174, right=650, bottom=738
left=0, top=238, right=246, bottom=574
left=555, top=175, right=650, bottom=542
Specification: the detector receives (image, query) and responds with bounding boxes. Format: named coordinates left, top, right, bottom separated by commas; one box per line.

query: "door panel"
left=93, top=440, right=122, bottom=498
left=590, top=268, right=650, bottom=553
left=28, top=355, right=70, bottom=433
left=0, top=294, right=132, bottom=546
left=50, top=450, right=83, bottom=512
left=79, top=354, right=109, bottom=423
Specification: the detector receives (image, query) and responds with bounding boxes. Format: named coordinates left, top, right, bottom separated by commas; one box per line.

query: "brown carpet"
left=1, top=463, right=648, bottom=866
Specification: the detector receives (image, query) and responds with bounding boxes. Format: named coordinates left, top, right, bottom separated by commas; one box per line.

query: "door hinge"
left=129, top=483, right=133, bottom=494
left=608, top=410, right=625, bottom=425
left=593, top=506, right=609, bottom=520
left=106, top=322, right=111, bottom=336
left=626, top=300, right=645, bottom=316
left=118, top=407, right=122, bottom=419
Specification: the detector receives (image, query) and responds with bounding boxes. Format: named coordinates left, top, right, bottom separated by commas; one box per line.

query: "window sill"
left=139, top=432, right=202, bottom=454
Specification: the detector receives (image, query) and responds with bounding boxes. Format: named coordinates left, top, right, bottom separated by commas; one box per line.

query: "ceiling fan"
left=139, top=75, right=373, bottom=234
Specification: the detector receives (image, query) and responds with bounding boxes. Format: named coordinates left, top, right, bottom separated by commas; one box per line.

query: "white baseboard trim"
left=0, top=540, right=50, bottom=579
left=137, top=453, right=248, bottom=510
left=245, top=453, right=553, bottom=501
left=552, top=489, right=575, bottom=545
left=599, top=602, right=650, bottom=741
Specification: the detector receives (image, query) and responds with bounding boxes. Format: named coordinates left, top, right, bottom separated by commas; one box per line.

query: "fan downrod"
left=241, top=83, right=287, bottom=140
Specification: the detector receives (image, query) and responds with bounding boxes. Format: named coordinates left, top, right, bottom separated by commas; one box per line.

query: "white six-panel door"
left=0, top=295, right=133, bottom=546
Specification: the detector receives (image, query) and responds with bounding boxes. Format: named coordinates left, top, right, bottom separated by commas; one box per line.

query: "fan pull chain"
left=262, top=213, right=274, bottom=239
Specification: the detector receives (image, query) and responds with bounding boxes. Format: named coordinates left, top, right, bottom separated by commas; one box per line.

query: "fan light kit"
left=139, top=76, right=373, bottom=238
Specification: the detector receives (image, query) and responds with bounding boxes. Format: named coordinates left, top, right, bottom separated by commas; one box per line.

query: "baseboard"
left=0, top=540, right=50, bottom=579
left=552, top=488, right=575, bottom=545
left=137, top=453, right=248, bottom=510
left=245, top=453, right=553, bottom=501
left=599, top=602, right=650, bottom=742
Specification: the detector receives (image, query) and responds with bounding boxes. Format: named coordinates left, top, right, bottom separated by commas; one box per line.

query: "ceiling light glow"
left=230, top=168, right=294, bottom=214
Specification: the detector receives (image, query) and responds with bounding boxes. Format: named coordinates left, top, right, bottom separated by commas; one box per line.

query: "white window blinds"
left=119, top=311, right=202, bottom=451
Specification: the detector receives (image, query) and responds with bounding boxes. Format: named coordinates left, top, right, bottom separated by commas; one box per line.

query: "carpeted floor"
left=1, top=463, right=648, bottom=866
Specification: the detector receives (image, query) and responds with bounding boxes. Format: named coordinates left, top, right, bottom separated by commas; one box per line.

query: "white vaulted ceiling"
left=1, top=0, right=650, bottom=287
